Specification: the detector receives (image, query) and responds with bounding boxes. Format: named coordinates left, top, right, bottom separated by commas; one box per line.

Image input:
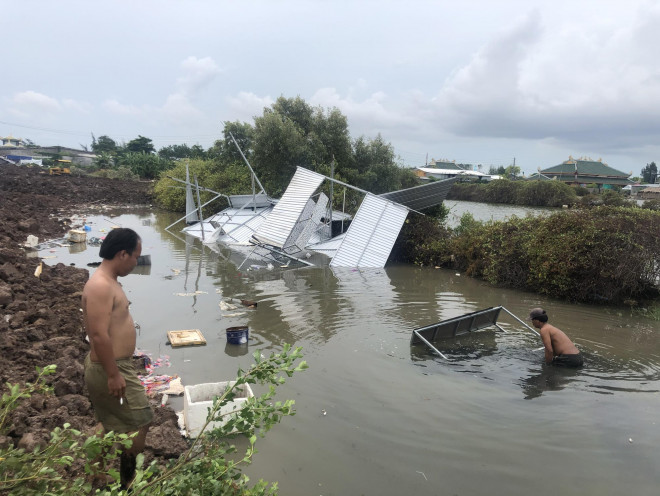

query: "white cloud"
left=11, top=91, right=62, bottom=113
left=310, top=87, right=401, bottom=132
left=161, top=93, right=204, bottom=124
left=62, top=99, right=92, bottom=114
left=176, top=56, right=221, bottom=96
left=430, top=4, right=660, bottom=149
left=102, top=99, right=144, bottom=116
left=226, top=92, right=274, bottom=122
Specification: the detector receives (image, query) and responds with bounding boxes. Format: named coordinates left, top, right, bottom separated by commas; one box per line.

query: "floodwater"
left=41, top=205, right=659, bottom=496
left=444, top=199, right=557, bottom=227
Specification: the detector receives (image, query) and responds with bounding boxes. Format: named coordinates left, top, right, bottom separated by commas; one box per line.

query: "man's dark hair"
left=99, top=228, right=141, bottom=260
left=529, top=307, right=548, bottom=323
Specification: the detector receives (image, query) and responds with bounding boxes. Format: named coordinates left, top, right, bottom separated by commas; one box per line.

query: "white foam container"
left=68, top=229, right=87, bottom=243
left=183, top=381, right=254, bottom=438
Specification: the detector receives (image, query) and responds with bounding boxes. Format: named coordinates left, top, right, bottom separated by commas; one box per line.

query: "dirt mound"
left=0, top=165, right=188, bottom=480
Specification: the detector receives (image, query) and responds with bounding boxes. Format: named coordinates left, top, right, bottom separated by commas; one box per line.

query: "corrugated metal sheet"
left=307, top=233, right=345, bottom=255
left=380, top=177, right=457, bottom=211
left=182, top=206, right=272, bottom=244
left=330, top=194, right=408, bottom=268
left=284, top=193, right=329, bottom=252
left=252, top=167, right=325, bottom=248
left=228, top=194, right=272, bottom=208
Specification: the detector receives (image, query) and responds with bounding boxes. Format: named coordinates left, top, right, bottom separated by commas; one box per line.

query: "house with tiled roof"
left=1, top=135, right=25, bottom=147
left=533, top=156, right=633, bottom=189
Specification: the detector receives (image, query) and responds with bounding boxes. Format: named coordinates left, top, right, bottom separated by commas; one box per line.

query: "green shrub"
left=401, top=206, right=660, bottom=304
left=447, top=179, right=577, bottom=207
left=152, top=159, right=255, bottom=214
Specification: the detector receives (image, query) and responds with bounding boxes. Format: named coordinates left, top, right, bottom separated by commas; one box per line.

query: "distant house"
left=415, top=167, right=490, bottom=181
left=415, top=158, right=492, bottom=181
left=534, top=157, right=633, bottom=189
left=1, top=135, right=25, bottom=147
left=638, top=184, right=660, bottom=200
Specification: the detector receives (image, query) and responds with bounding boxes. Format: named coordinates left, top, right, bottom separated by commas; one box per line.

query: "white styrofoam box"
left=183, top=381, right=254, bottom=438
left=68, top=229, right=87, bottom=243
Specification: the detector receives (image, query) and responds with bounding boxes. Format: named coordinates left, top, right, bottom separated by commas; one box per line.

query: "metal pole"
left=500, top=306, right=540, bottom=337
left=341, top=189, right=346, bottom=233
left=413, top=330, right=449, bottom=360
left=194, top=175, right=204, bottom=241
left=228, top=131, right=267, bottom=195
left=329, top=155, right=334, bottom=225
left=165, top=194, right=223, bottom=232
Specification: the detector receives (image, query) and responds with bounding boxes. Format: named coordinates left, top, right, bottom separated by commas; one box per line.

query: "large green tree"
left=126, top=135, right=155, bottom=154
left=641, top=161, right=657, bottom=184
left=91, top=134, right=117, bottom=154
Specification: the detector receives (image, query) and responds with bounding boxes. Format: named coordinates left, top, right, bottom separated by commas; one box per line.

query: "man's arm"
left=539, top=327, right=554, bottom=365
left=85, top=280, right=126, bottom=399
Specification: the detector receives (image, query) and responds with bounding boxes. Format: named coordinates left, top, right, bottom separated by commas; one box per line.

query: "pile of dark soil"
left=0, top=165, right=187, bottom=479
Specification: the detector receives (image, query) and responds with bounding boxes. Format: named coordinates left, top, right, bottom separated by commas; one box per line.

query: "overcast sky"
left=3, top=0, right=660, bottom=176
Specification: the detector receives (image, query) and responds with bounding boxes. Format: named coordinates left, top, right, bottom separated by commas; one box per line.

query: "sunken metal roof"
left=380, top=177, right=457, bottom=210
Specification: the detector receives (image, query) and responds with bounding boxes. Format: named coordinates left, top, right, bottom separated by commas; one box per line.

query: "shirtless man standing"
left=82, top=228, right=152, bottom=489
left=529, top=308, right=583, bottom=367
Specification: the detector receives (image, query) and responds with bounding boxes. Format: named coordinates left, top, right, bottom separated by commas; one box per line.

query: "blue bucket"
left=226, top=326, right=249, bottom=345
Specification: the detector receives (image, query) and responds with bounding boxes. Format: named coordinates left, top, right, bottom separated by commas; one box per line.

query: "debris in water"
left=174, top=291, right=207, bottom=297
left=219, top=300, right=238, bottom=311
left=223, top=312, right=246, bottom=318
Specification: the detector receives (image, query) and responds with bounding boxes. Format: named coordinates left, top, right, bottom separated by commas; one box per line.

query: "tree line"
left=85, top=96, right=418, bottom=208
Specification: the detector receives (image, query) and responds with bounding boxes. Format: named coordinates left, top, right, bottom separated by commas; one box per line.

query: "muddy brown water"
left=40, top=205, right=660, bottom=496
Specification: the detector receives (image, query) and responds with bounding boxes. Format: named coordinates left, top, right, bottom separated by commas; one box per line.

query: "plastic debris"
left=25, top=235, right=39, bottom=248
left=219, top=300, right=238, bottom=311
left=174, top=291, right=208, bottom=297
left=34, top=262, right=43, bottom=278
left=223, top=312, right=246, bottom=318
left=139, top=373, right=179, bottom=397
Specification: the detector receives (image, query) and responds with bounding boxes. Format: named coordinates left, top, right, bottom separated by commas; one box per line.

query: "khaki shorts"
left=84, top=354, right=153, bottom=433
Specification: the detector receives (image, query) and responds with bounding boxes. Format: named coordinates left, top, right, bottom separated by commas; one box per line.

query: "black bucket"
left=226, top=326, right=249, bottom=345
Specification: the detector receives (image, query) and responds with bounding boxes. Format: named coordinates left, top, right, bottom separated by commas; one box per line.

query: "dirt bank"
left=0, top=165, right=187, bottom=479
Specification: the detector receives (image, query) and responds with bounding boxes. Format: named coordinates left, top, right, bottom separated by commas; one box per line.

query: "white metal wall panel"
left=291, top=193, right=329, bottom=252
left=330, top=194, right=408, bottom=268
left=283, top=198, right=316, bottom=252
left=252, top=167, right=325, bottom=248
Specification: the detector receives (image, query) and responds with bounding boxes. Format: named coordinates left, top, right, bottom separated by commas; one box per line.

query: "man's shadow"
left=519, top=361, right=584, bottom=400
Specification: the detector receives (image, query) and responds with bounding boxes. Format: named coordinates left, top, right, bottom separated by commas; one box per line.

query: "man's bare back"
left=529, top=307, right=581, bottom=366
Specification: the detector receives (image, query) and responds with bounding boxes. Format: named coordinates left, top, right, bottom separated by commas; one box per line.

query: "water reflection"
left=519, top=364, right=583, bottom=400
left=68, top=241, right=87, bottom=254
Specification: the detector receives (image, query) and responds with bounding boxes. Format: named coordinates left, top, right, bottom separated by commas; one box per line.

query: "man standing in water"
left=530, top=308, right=583, bottom=367
left=82, top=228, right=152, bottom=489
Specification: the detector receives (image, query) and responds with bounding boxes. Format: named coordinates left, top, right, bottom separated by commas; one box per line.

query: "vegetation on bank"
left=397, top=205, right=660, bottom=305
left=1, top=346, right=307, bottom=495
left=446, top=177, right=638, bottom=208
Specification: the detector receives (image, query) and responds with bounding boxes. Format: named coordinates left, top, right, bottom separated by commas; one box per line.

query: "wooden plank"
left=167, top=329, right=206, bottom=347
